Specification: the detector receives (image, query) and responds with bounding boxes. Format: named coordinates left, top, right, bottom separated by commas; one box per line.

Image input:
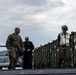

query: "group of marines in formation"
left=6, top=25, right=72, bottom=69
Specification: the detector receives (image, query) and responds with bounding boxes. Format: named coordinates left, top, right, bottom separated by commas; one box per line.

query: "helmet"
left=61, top=25, right=68, bottom=31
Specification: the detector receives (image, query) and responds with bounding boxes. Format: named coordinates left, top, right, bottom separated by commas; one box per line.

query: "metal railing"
left=34, top=32, right=76, bottom=69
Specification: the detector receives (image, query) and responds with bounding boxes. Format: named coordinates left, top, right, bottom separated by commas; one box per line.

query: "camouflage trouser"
left=9, top=47, right=20, bottom=69
left=58, top=46, right=71, bottom=68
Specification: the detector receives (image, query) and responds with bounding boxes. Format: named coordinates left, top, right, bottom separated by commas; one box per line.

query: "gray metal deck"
left=0, top=68, right=76, bottom=75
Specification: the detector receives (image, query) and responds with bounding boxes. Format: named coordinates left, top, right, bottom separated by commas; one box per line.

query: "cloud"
left=0, top=0, right=75, bottom=48
left=15, top=0, right=47, bottom=6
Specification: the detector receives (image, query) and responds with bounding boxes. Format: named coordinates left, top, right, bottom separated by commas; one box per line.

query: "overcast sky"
left=0, top=0, right=76, bottom=50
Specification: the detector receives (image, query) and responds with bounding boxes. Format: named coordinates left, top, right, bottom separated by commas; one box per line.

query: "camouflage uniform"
left=57, top=32, right=71, bottom=68
left=6, top=33, right=23, bottom=69
left=58, top=46, right=71, bottom=68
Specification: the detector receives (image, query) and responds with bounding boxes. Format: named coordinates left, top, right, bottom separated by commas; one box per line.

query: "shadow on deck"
left=0, top=68, right=76, bottom=75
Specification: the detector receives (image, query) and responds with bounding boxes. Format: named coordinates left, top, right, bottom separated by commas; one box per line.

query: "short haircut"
left=15, top=27, right=20, bottom=31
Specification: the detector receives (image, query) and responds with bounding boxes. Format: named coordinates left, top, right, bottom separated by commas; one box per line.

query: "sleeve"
left=30, top=42, right=34, bottom=51
left=6, top=35, right=12, bottom=49
left=57, top=34, right=60, bottom=48
left=19, top=36, right=24, bottom=49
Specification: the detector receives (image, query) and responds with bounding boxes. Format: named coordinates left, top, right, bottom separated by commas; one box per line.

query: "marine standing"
left=6, top=27, right=24, bottom=69
left=57, top=25, right=72, bottom=68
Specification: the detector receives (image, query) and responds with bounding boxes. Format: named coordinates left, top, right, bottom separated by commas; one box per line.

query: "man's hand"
left=57, top=48, right=59, bottom=52
left=70, top=48, right=72, bottom=51
left=27, top=49, right=31, bottom=52
left=7, top=49, right=10, bottom=53
left=23, top=48, right=25, bottom=52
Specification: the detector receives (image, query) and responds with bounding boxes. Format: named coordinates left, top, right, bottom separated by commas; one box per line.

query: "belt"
left=10, top=45, right=18, bottom=48
left=60, top=44, right=69, bottom=47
